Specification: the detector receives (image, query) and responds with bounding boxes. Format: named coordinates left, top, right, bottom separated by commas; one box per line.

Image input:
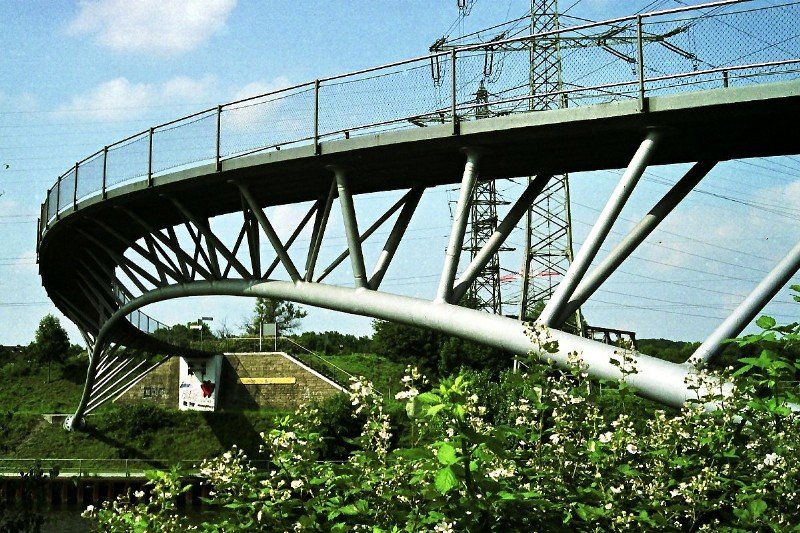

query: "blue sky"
left=2, top=0, right=799, bottom=347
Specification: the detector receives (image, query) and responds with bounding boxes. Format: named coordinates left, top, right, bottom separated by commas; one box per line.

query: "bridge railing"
left=39, top=0, right=800, bottom=239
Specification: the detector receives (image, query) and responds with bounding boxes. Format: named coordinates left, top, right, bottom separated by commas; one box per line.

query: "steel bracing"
left=32, top=1, right=800, bottom=430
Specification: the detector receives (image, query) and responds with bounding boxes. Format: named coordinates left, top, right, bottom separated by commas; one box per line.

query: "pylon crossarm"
left=436, top=149, right=481, bottom=303
left=553, top=160, right=717, bottom=327
left=237, top=183, right=301, bottom=281
left=263, top=198, right=320, bottom=279
left=369, top=187, right=425, bottom=291
left=538, top=130, right=662, bottom=326
left=690, top=237, right=800, bottom=365
left=452, top=174, right=552, bottom=304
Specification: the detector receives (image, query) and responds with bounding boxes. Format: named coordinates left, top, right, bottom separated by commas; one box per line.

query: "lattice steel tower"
left=463, top=81, right=510, bottom=315
left=518, top=0, right=583, bottom=334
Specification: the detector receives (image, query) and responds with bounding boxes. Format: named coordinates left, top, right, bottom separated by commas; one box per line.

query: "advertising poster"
left=178, top=354, right=222, bottom=411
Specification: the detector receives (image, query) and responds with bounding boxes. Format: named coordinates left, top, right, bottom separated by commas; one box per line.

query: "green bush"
left=102, top=403, right=177, bottom=440
left=86, top=311, right=800, bottom=531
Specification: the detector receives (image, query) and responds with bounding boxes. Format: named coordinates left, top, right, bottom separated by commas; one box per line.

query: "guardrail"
left=38, top=1, right=800, bottom=240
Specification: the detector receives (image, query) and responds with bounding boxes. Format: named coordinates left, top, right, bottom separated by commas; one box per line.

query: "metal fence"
left=39, top=0, right=800, bottom=246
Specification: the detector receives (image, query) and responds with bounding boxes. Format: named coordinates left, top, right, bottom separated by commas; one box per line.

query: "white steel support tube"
left=554, top=160, right=716, bottom=326
left=237, top=184, right=301, bottom=282
left=332, top=166, right=369, bottom=289
left=538, top=131, right=661, bottom=326
left=452, top=174, right=552, bottom=304
left=305, top=182, right=337, bottom=281
left=83, top=279, right=721, bottom=412
left=369, top=188, right=424, bottom=290
left=691, top=237, right=800, bottom=364
left=436, top=149, right=480, bottom=303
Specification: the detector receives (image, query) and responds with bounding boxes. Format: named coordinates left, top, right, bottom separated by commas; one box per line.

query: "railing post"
left=148, top=127, right=154, bottom=186
left=313, top=80, right=320, bottom=155
left=636, top=14, right=646, bottom=112
left=44, top=188, right=51, bottom=228
left=102, top=146, right=108, bottom=199
left=451, top=49, right=459, bottom=135
left=73, top=162, right=79, bottom=209
left=216, top=105, right=222, bottom=171
left=55, top=177, right=61, bottom=220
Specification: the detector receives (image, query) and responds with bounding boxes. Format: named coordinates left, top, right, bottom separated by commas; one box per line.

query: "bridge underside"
left=37, top=80, right=800, bottom=429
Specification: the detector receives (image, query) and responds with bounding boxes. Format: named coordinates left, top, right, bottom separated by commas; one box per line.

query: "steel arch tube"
left=66, top=277, right=722, bottom=430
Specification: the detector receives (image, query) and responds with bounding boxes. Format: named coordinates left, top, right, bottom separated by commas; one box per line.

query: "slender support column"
left=369, top=188, right=424, bottom=290
left=316, top=192, right=410, bottom=283
left=263, top=200, right=319, bottom=279
left=306, top=182, right=337, bottom=281
left=237, top=184, right=301, bottom=282
left=538, top=131, right=661, bottom=326
left=88, top=356, right=170, bottom=414
left=168, top=197, right=251, bottom=279
left=223, top=223, right=249, bottom=278
left=436, top=149, right=480, bottom=303
left=691, top=237, right=800, bottom=364
left=331, top=166, right=368, bottom=289
left=66, top=343, right=104, bottom=430
left=93, top=220, right=183, bottom=283
left=554, top=160, right=716, bottom=326
left=242, top=202, right=261, bottom=277
left=87, top=359, right=150, bottom=412
left=119, top=207, right=213, bottom=280
left=77, top=229, right=163, bottom=289
left=452, top=174, right=552, bottom=304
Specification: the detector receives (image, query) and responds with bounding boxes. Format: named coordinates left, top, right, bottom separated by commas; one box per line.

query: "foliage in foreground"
left=85, top=316, right=800, bottom=531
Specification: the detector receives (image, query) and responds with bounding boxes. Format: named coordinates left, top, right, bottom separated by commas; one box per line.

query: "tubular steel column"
left=538, top=130, right=661, bottom=326
left=554, top=160, right=716, bottom=326
left=691, top=237, right=800, bottom=364
left=332, top=166, right=369, bottom=289
left=436, top=149, right=480, bottom=303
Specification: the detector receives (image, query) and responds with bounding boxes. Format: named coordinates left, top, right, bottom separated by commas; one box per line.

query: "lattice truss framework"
left=61, top=130, right=800, bottom=429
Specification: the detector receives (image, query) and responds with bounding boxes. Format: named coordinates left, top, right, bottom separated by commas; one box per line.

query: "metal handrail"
left=40, top=0, right=798, bottom=248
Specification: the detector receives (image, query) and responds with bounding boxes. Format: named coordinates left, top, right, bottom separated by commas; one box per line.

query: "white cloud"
left=55, top=75, right=218, bottom=121
left=67, top=0, right=237, bottom=55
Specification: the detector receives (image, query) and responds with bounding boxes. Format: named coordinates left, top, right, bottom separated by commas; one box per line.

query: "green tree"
left=245, top=297, right=307, bottom=335
left=29, top=314, right=70, bottom=383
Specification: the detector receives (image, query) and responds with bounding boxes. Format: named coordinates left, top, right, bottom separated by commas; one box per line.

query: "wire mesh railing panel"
left=105, top=133, right=149, bottom=189
left=642, top=2, right=800, bottom=95
left=318, top=56, right=451, bottom=138
left=58, top=169, right=75, bottom=213
left=220, top=84, right=316, bottom=158
left=76, top=151, right=104, bottom=203
left=152, top=110, right=217, bottom=175
left=46, top=187, right=57, bottom=224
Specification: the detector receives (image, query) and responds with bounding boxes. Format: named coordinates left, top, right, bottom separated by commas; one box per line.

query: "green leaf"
left=426, top=404, right=447, bottom=417
left=748, top=498, right=767, bottom=518
left=437, top=443, right=458, bottom=465
left=434, top=466, right=459, bottom=494
left=756, top=315, right=777, bottom=330
left=415, top=392, right=442, bottom=405
left=340, top=504, right=359, bottom=516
